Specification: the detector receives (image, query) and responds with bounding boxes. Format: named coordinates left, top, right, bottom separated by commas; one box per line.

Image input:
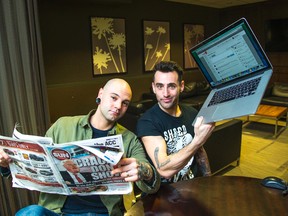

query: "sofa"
left=142, top=81, right=211, bottom=110
left=261, top=82, right=288, bottom=107
left=119, top=99, right=242, bottom=175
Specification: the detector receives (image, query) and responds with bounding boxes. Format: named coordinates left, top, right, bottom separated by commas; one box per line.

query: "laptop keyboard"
left=208, top=77, right=261, bottom=106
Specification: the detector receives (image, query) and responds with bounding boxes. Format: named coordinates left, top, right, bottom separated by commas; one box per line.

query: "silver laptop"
left=189, top=18, right=272, bottom=124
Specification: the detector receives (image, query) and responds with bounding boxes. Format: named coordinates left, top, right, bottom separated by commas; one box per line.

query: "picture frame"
left=90, top=17, right=127, bottom=76
left=143, top=20, right=170, bottom=72
left=183, top=24, right=204, bottom=69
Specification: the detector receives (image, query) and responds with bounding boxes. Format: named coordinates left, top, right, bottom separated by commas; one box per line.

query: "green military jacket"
left=38, top=110, right=160, bottom=215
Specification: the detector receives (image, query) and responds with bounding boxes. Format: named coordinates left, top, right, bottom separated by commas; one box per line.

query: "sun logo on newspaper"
left=51, top=149, right=71, bottom=160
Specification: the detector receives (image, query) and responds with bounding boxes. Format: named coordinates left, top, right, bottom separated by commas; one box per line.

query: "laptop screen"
left=189, top=18, right=271, bottom=88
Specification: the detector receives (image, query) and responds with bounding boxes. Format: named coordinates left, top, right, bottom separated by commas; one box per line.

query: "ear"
left=151, top=82, right=156, bottom=94
left=180, top=80, right=185, bottom=92
left=97, top=87, right=104, bottom=99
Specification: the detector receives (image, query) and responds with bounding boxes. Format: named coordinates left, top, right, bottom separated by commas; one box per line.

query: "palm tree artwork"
left=91, top=17, right=127, bottom=75
left=184, top=24, right=204, bottom=69
left=143, top=21, right=170, bottom=71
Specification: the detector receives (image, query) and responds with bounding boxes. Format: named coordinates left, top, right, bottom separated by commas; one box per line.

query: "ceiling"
left=165, top=0, right=269, bottom=8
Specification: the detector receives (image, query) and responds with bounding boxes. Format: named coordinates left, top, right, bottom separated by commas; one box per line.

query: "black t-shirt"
left=137, top=103, right=198, bottom=183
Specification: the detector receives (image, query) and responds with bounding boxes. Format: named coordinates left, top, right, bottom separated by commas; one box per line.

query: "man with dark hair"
left=137, top=61, right=215, bottom=183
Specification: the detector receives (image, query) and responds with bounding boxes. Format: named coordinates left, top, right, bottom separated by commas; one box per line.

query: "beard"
left=99, top=107, right=121, bottom=123
left=158, top=97, right=178, bottom=110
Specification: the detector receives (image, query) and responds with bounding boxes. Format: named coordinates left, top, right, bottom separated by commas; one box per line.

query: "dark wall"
left=220, top=0, right=288, bottom=45
left=38, top=0, right=220, bottom=122
left=39, top=0, right=288, bottom=123
left=219, top=0, right=288, bottom=85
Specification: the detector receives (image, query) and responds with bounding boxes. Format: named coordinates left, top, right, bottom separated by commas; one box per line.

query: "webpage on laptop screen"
left=197, top=26, right=266, bottom=87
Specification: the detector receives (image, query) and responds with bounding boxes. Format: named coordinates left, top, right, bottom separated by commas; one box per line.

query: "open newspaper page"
left=0, top=128, right=132, bottom=195
left=0, top=132, right=64, bottom=194
left=45, top=136, right=132, bottom=195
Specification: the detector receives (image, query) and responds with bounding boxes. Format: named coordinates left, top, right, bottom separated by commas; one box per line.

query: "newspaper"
left=0, top=128, right=132, bottom=195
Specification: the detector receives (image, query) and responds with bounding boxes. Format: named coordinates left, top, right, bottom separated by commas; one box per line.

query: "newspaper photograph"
left=0, top=128, right=132, bottom=195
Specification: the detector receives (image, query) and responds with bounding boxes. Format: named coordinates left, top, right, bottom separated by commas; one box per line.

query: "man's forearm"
left=195, top=147, right=211, bottom=176
left=136, top=161, right=160, bottom=194
left=138, top=161, right=153, bottom=182
left=153, top=143, right=199, bottom=179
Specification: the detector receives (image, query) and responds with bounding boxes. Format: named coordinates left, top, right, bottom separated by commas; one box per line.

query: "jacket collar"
left=79, top=109, right=118, bottom=136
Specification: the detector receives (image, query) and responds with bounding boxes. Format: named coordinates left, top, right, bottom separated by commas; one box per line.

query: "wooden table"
left=246, top=104, right=288, bottom=138
left=126, top=176, right=288, bottom=216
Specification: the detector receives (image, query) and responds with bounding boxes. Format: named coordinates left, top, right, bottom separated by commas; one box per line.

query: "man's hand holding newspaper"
left=0, top=128, right=132, bottom=195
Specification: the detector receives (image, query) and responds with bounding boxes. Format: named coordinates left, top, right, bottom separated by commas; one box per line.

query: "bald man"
left=1, top=78, right=160, bottom=216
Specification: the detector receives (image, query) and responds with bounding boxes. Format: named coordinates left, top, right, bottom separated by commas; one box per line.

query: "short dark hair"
left=153, top=61, right=183, bottom=83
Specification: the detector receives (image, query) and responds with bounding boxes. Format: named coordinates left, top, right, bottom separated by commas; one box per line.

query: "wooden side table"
left=246, top=104, right=288, bottom=138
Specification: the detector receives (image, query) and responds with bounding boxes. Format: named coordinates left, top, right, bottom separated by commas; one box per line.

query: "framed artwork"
left=143, top=20, right=170, bottom=72
left=91, top=17, right=127, bottom=76
left=183, top=24, right=204, bottom=69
